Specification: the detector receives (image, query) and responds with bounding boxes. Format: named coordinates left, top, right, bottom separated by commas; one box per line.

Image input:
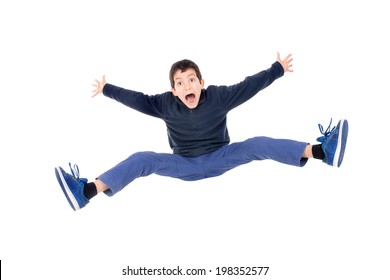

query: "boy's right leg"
left=97, top=151, right=206, bottom=197
left=55, top=151, right=207, bottom=210
left=55, top=163, right=89, bottom=211
left=94, top=179, right=109, bottom=193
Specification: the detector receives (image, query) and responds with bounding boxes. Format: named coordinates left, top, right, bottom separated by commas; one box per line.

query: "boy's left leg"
left=316, top=119, right=349, bottom=167
left=201, top=119, right=349, bottom=178
left=201, top=136, right=308, bottom=179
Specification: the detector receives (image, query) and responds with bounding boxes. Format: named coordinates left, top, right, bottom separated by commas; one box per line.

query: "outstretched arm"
left=277, top=52, right=293, bottom=73
left=91, top=75, right=107, bottom=97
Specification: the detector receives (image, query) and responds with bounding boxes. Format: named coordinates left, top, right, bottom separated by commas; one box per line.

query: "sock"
left=312, top=144, right=325, bottom=160
left=83, top=182, right=97, bottom=200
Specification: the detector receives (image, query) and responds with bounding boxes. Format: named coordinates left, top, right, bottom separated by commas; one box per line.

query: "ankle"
left=95, top=179, right=109, bottom=193
left=302, top=144, right=313, bottom=158
left=312, top=144, right=325, bottom=160
left=83, top=182, right=97, bottom=200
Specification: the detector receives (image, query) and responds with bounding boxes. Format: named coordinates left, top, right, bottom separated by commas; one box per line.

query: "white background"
left=1, top=0, right=389, bottom=279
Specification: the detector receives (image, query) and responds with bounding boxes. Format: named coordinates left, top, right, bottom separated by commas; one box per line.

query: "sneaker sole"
left=333, top=119, right=349, bottom=167
left=55, top=167, right=80, bottom=211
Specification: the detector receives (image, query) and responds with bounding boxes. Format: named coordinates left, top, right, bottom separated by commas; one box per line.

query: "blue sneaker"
left=55, top=163, right=89, bottom=210
left=317, top=119, right=349, bottom=167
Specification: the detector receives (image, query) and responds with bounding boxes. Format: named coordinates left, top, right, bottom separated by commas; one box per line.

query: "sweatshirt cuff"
left=273, top=61, right=285, bottom=78
left=102, top=83, right=111, bottom=97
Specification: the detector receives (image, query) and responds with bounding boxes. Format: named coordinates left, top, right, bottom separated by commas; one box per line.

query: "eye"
left=176, top=81, right=182, bottom=86
left=190, top=78, right=195, bottom=82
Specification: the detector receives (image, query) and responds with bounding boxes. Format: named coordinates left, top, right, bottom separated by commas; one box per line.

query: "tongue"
left=186, top=94, right=195, bottom=103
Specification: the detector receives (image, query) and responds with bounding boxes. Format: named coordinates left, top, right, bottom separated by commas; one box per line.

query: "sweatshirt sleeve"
left=212, top=61, right=285, bottom=111
left=102, top=83, right=164, bottom=118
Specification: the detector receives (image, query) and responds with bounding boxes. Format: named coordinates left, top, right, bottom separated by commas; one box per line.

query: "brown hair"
left=169, top=59, right=202, bottom=89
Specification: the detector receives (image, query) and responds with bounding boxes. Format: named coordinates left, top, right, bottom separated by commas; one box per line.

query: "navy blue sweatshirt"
left=103, top=61, right=284, bottom=157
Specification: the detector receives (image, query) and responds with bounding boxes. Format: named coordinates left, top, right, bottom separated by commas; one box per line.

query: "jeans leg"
left=98, top=151, right=206, bottom=196
left=202, top=137, right=308, bottom=178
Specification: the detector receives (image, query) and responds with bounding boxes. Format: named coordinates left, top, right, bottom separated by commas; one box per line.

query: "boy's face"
left=172, top=68, right=204, bottom=109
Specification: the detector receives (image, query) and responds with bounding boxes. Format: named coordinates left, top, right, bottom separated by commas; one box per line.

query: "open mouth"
left=185, top=93, right=196, bottom=103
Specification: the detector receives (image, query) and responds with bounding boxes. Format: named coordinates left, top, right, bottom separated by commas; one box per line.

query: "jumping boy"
left=55, top=53, right=349, bottom=211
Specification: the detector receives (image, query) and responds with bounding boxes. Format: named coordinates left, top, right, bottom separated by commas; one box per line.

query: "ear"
left=171, top=87, right=178, bottom=96
left=200, top=79, right=205, bottom=89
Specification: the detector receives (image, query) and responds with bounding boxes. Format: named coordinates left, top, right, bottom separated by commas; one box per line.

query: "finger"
left=277, top=52, right=281, bottom=60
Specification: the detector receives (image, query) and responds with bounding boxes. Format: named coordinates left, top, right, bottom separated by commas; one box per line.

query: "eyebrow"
left=174, top=73, right=197, bottom=81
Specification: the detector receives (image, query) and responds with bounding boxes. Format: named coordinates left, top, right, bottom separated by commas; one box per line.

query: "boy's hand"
left=92, top=75, right=107, bottom=97
left=277, top=52, right=293, bottom=73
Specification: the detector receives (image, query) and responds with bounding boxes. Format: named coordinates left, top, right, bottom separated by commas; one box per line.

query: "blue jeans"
left=99, top=136, right=308, bottom=196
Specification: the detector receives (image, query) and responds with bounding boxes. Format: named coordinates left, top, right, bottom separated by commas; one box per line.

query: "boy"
left=55, top=53, right=348, bottom=211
